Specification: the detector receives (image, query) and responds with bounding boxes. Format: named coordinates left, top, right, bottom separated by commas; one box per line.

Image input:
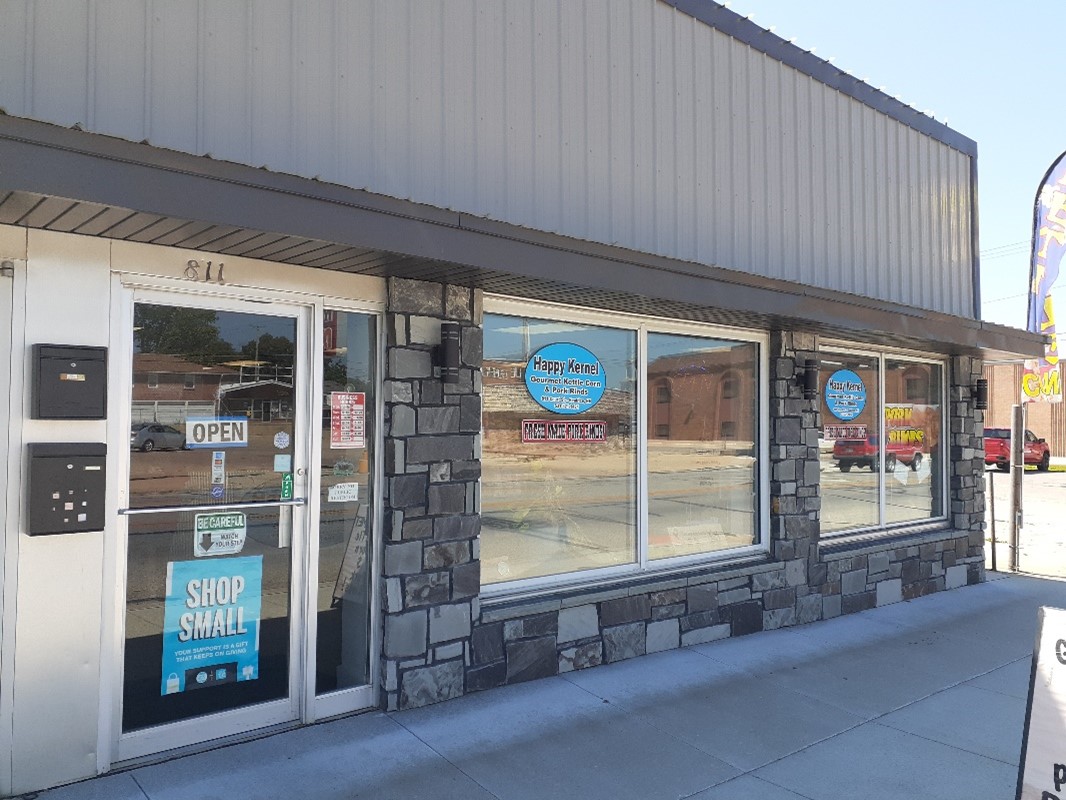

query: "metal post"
left=1009, top=404, right=1025, bottom=572
left=988, top=469, right=997, bottom=572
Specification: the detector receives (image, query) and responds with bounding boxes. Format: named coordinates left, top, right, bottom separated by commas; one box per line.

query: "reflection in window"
left=821, top=351, right=881, bottom=533
left=647, top=333, right=758, bottom=561
left=720, top=372, right=739, bottom=399
left=316, top=310, right=376, bottom=694
left=481, top=311, right=763, bottom=588
left=904, top=367, right=930, bottom=403
left=481, top=314, right=637, bottom=585
left=819, top=351, right=945, bottom=534
left=129, top=304, right=297, bottom=509
left=885, top=358, right=943, bottom=525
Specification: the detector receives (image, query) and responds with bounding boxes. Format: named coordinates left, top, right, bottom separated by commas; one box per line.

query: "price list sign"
left=330, top=391, right=366, bottom=449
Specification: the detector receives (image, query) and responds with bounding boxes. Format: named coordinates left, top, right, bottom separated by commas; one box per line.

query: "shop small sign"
left=522, top=419, right=607, bottom=443
left=524, top=343, right=606, bottom=415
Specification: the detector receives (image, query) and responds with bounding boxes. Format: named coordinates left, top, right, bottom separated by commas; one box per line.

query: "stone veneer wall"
left=371, top=282, right=987, bottom=706
left=461, top=336, right=987, bottom=696
left=380, top=277, right=483, bottom=711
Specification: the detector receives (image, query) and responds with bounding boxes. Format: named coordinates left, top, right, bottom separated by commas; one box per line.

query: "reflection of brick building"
left=984, top=362, right=1066, bottom=456
left=132, top=353, right=295, bottom=423
left=131, top=353, right=235, bottom=424
left=646, top=351, right=757, bottom=442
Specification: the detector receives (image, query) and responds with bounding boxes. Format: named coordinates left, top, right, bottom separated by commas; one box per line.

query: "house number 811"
left=185, top=259, right=225, bottom=284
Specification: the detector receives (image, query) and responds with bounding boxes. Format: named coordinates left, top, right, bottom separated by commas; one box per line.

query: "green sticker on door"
left=281, top=473, right=294, bottom=500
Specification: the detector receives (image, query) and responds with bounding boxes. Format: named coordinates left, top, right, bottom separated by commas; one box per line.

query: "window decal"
left=524, top=343, right=606, bottom=415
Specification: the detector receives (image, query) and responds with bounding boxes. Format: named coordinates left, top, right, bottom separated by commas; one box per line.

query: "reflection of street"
left=820, top=452, right=938, bottom=531
left=482, top=446, right=758, bottom=583
left=129, top=424, right=295, bottom=508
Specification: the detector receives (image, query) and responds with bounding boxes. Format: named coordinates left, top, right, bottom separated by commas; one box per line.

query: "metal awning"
left=0, top=114, right=1043, bottom=360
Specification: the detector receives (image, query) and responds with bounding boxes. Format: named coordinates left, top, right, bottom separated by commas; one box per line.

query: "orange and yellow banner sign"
left=1024, top=152, right=1066, bottom=403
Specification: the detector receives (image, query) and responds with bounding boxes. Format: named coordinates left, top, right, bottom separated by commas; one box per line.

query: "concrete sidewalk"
left=32, top=573, right=1063, bottom=800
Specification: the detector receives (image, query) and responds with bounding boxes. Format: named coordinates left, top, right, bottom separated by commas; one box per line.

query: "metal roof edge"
left=663, top=0, right=978, bottom=157
left=0, top=115, right=1030, bottom=359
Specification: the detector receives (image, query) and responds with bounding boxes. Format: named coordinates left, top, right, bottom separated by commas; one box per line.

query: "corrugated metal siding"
left=0, top=0, right=974, bottom=316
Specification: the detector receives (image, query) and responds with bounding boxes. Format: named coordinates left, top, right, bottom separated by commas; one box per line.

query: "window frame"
left=481, top=296, right=769, bottom=599
left=818, top=341, right=949, bottom=539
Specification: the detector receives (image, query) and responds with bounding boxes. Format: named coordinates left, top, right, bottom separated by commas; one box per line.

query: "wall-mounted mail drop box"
left=32, top=344, right=108, bottom=419
left=27, top=443, right=107, bottom=535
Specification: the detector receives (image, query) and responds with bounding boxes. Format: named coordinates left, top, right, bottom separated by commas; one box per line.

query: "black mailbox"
left=27, top=443, right=107, bottom=535
left=32, top=344, right=108, bottom=419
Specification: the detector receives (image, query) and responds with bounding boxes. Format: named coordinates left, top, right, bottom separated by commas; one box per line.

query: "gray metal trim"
left=0, top=115, right=1039, bottom=359
left=664, top=0, right=977, bottom=157
left=970, top=152, right=982, bottom=319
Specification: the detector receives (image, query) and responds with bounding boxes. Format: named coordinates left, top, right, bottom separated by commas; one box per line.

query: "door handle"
left=119, top=498, right=307, bottom=515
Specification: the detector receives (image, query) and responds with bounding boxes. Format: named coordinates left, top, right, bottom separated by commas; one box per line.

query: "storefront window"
left=481, top=314, right=637, bottom=584
left=819, top=348, right=945, bottom=535
left=481, top=306, right=765, bottom=590
left=885, top=358, right=943, bottom=525
left=315, top=310, right=376, bottom=694
left=647, top=334, right=759, bottom=561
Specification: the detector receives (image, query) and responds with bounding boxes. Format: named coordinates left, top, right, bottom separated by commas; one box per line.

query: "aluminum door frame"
left=106, top=279, right=315, bottom=764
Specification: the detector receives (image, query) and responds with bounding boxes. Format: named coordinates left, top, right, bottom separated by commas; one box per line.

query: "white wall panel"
left=0, top=0, right=976, bottom=316
left=11, top=231, right=111, bottom=794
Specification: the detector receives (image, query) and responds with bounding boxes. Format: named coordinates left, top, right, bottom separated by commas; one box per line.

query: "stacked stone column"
left=767, top=330, right=825, bottom=627
left=380, top=277, right=482, bottom=711
left=949, top=354, right=986, bottom=585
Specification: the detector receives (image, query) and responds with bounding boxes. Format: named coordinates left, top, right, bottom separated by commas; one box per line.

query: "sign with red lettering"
left=521, top=419, right=607, bottom=443
left=823, top=425, right=867, bottom=440
left=330, top=392, right=366, bottom=449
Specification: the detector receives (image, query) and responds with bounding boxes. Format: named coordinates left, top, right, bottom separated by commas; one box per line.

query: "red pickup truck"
left=833, top=436, right=923, bottom=472
left=983, top=427, right=1051, bottom=472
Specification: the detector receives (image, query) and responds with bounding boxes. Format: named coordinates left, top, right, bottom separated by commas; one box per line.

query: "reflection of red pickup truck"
left=983, top=427, right=1051, bottom=471
left=833, top=436, right=923, bottom=472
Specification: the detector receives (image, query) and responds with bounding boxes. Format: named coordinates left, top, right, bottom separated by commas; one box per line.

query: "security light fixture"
left=799, top=359, right=819, bottom=400
left=440, top=322, right=461, bottom=384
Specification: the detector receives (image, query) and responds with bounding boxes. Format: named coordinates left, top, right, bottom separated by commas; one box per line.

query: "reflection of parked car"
left=833, top=436, right=923, bottom=472
left=130, top=423, right=187, bottom=451
left=983, top=427, right=1051, bottom=472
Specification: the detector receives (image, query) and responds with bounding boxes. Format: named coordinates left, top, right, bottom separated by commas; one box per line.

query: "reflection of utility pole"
left=522, top=319, right=531, bottom=360
left=252, top=324, right=264, bottom=382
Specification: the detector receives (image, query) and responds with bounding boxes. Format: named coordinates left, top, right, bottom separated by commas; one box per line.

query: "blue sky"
left=726, top=0, right=1065, bottom=329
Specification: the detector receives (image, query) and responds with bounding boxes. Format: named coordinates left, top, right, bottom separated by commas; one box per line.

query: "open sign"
left=185, top=418, right=249, bottom=448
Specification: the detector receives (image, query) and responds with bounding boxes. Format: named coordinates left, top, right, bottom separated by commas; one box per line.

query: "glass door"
left=312, top=310, right=377, bottom=715
left=118, top=292, right=310, bottom=757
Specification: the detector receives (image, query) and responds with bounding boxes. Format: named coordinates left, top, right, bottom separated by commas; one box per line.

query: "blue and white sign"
left=524, top=343, right=606, bottom=415
left=824, top=369, right=867, bottom=421
left=160, top=555, right=262, bottom=695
